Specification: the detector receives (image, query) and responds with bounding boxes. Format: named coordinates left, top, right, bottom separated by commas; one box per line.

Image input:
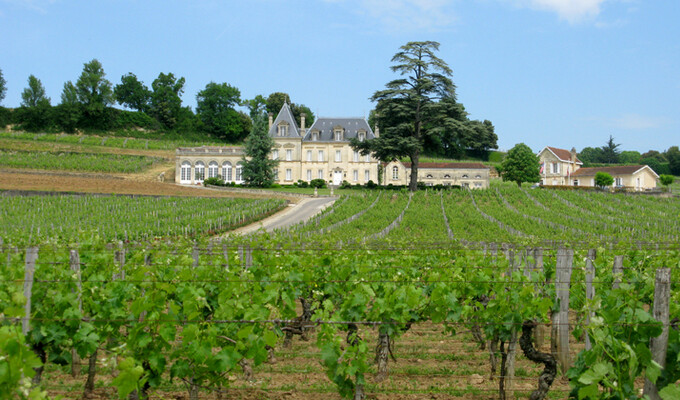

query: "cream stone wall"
left=382, top=160, right=490, bottom=189
left=538, top=148, right=581, bottom=186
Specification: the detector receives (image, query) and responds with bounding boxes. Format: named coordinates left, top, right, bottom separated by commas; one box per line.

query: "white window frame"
left=615, top=177, right=623, bottom=186
left=278, top=124, right=288, bottom=137
left=208, top=161, right=218, bottom=179
left=392, top=166, right=399, bottom=180
left=365, top=154, right=371, bottom=162
left=335, top=130, right=342, bottom=141
left=286, top=149, right=292, bottom=161
left=195, top=161, right=205, bottom=182
left=318, top=150, right=324, bottom=162
left=235, top=163, right=243, bottom=183
left=318, top=169, right=324, bottom=179
left=335, top=150, right=341, bottom=162
left=353, top=170, right=358, bottom=181
left=274, top=168, right=279, bottom=181
left=358, top=132, right=365, bottom=141
left=353, top=151, right=359, bottom=162
left=365, top=170, right=370, bottom=181
left=285, top=168, right=292, bottom=181
left=306, top=150, right=312, bottom=162
left=180, top=161, right=191, bottom=183
left=222, top=162, right=232, bottom=181
left=306, top=169, right=312, bottom=181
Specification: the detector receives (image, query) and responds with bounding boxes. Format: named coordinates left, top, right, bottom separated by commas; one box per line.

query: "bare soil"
left=40, top=320, right=576, bottom=400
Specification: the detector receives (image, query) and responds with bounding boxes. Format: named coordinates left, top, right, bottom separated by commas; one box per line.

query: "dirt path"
left=225, top=196, right=337, bottom=235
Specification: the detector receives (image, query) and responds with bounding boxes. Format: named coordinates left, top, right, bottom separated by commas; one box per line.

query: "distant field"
left=0, top=130, right=231, bottom=151
left=0, top=148, right=165, bottom=173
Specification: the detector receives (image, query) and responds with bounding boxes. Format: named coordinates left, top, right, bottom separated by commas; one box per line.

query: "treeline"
left=579, top=136, right=680, bottom=175
left=0, top=61, right=314, bottom=143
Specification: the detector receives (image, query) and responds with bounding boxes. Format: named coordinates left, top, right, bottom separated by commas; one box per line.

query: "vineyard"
left=1, top=185, right=679, bottom=400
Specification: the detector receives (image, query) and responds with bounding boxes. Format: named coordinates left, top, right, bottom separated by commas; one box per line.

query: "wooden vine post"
left=70, top=249, right=82, bottom=377
left=612, top=255, right=624, bottom=289
left=552, top=247, right=573, bottom=375
left=643, top=268, right=671, bottom=399
left=584, top=249, right=596, bottom=351
left=22, top=247, right=38, bottom=336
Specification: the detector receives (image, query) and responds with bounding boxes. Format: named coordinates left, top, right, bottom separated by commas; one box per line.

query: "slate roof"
left=543, top=146, right=583, bottom=165
left=268, top=103, right=300, bottom=138
left=303, top=118, right=375, bottom=142
left=402, top=162, right=489, bottom=169
left=572, top=165, right=657, bottom=177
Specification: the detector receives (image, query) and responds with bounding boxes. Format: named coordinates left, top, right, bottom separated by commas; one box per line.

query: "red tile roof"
left=545, top=147, right=583, bottom=164
left=402, top=162, right=489, bottom=169
left=572, top=165, right=654, bottom=177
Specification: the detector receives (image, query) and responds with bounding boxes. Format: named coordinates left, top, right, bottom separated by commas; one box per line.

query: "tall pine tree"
left=242, top=115, right=278, bottom=187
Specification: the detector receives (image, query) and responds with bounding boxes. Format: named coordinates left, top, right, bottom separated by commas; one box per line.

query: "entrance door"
left=333, top=171, right=343, bottom=186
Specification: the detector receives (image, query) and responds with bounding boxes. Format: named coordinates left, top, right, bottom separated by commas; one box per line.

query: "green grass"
left=0, top=149, right=165, bottom=173
left=0, top=130, right=231, bottom=151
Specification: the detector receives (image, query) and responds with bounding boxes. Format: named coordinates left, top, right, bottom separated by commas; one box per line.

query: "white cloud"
left=329, top=0, right=458, bottom=33
left=511, top=0, right=607, bottom=23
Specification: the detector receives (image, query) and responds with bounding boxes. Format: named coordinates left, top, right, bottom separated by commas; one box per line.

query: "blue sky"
left=1, top=0, right=678, bottom=153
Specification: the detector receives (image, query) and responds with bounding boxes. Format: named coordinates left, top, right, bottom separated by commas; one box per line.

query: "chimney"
left=300, top=113, right=306, bottom=135
left=268, top=113, right=273, bottom=130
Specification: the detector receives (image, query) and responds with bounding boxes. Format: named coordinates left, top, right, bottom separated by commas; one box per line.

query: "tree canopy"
left=500, top=143, right=540, bottom=187
left=75, top=59, right=114, bottom=127
left=114, top=73, right=151, bottom=112
left=196, top=82, right=248, bottom=142
left=264, top=92, right=315, bottom=128
left=21, top=75, right=50, bottom=108
left=0, top=68, right=7, bottom=104
left=594, top=172, right=614, bottom=188
left=353, top=41, right=457, bottom=191
left=242, top=115, right=278, bottom=187
left=600, top=135, right=621, bottom=164
left=149, top=72, right=185, bottom=129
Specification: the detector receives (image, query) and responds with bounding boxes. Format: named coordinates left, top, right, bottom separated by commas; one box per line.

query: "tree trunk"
left=240, top=358, right=254, bottom=382
left=188, top=382, right=199, bottom=400
left=519, top=320, right=557, bottom=400
left=409, top=153, right=419, bottom=192
left=374, top=331, right=390, bottom=382
left=488, top=335, right=499, bottom=381
left=83, top=348, right=98, bottom=398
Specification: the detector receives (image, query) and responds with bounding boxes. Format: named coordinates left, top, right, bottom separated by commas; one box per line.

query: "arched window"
left=475, top=175, right=481, bottom=179
left=222, top=161, right=232, bottom=182
left=462, top=174, right=469, bottom=179
left=235, top=162, right=243, bottom=183
left=426, top=174, right=433, bottom=179
left=180, top=161, right=191, bottom=183
left=195, top=161, right=205, bottom=182
left=208, top=161, right=218, bottom=179
left=392, top=166, right=399, bottom=180
left=443, top=174, right=451, bottom=179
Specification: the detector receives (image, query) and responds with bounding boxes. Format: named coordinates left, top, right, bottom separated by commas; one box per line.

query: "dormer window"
left=311, top=132, right=318, bottom=141
left=358, top=131, right=365, bottom=141
left=334, top=129, right=343, bottom=141
left=278, top=123, right=288, bottom=137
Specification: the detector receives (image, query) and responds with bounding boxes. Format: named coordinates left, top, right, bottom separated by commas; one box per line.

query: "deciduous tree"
left=500, top=143, right=540, bottom=187
left=196, top=82, right=245, bottom=142
left=20, top=75, right=51, bottom=131
left=265, top=92, right=314, bottom=128
left=114, top=73, right=151, bottom=112
left=594, top=171, right=614, bottom=188
left=242, top=115, right=278, bottom=187
left=75, top=59, right=114, bottom=127
left=664, top=146, right=680, bottom=176
left=0, top=68, right=7, bottom=104
left=353, top=41, right=457, bottom=191
left=149, top=72, right=185, bottom=129
left=659, top=174, right=674, bottom=192
left=56, top=81, right=81, bottom=133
